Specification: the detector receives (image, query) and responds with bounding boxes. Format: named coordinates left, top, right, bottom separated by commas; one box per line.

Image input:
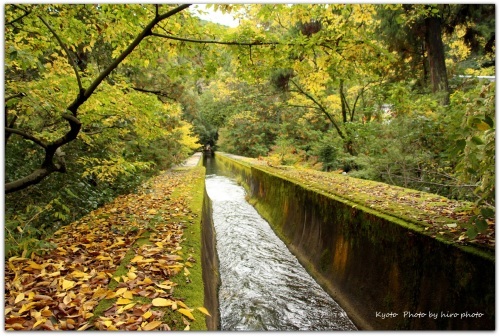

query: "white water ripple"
left=205, top=174, right=357, bottom=331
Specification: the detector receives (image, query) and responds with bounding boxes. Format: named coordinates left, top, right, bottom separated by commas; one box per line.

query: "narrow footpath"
left=5, top=153, right=209, bottom=331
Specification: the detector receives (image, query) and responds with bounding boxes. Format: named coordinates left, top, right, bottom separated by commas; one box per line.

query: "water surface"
left=205, top=173, right=357, bottom=331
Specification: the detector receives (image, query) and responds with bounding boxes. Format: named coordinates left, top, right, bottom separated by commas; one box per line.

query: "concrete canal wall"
left=212, top=152, right=495, bottom=330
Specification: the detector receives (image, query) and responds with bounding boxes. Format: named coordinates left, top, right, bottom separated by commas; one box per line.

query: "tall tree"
left=424, top=8, right=450, bottom=105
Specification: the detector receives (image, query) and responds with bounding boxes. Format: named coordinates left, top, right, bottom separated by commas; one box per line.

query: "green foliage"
left=447, top=81, right=495, bottom=238
left=313, top=134, right=341, bottom=172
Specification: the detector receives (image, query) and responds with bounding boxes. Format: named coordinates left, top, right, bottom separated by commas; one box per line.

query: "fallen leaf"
left=143, top=320, right=162, bottom=331
left=62, top=279, right=76, bottom=290
left=130, top=255, right=144, bottom=263
left=177, top=308, right=195, bottom=320
left=152, top=298, right=173, bottom=307
left=122, top=290, right=134, bottom=299
left=116, top=298, right=133, bottom=305
left=14, top=292, right=25, bottom=304
left=197, top=307, right=211, bottom=316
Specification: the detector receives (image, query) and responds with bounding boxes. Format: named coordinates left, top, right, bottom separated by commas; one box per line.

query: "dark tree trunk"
left=424, top=15, right=450, bottom=105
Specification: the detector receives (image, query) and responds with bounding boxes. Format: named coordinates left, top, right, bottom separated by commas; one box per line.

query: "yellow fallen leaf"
left=116, top=298, right=133, bottom=305
left=96, top=255, right=112, bottom=261
left=183, top=268, right=190, bottom=276
left=184, top=325, right=190, bottom=331
left=103, top=320, right=113, bottom=327
left=77, top=323, right=91, bottom=331
left=14, top=292, right=25, bottom=304
left=115, top=288, right=127, bottom=296
left=143, top=320, right=162, bottom=331
left=152, top=298, right=173, bottom=307
left=177, top=308, right=195, bottom=320
left=123, top=290, right=134, bottom=299
left=25, top=261, right=44, bottom=270
left=155, top=284, right=171, bottom=290
left=40, top=308, right=52, bottom=317
left=127, top=272, right=137, bottom=280
left=130, top=255, right=144, bottom=263
left=142, top=311, right=153, bottom=319
left=71, top=270, right=88, bottom=278
left=63, top=294, right=72, bottom=305
left=117, top=302, right=136, bottom=314
left=62, top=280, right=76, bottom=290
left=176, top=300, right=188, bottom=309
left=18, top=302, right=37, bottom=315
left=136, top=258, right=156, bottom=264
left=197, top=307, right=211, bottom=316
left=33, top=318, right=47, bottom=328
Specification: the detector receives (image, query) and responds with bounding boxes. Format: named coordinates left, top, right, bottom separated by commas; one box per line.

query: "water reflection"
left=205, top=174, right=357, bottom=331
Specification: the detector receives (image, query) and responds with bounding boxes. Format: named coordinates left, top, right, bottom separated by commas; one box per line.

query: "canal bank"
left=208, top=152, right=494, bottom=330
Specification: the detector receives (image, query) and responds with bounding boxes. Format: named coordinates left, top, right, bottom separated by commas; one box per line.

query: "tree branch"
left=6, top=4, right=192, bottom=194
left=5, top=92, right=26, bottom=144
left=289, top=79, right=345, bottom=139
left=82, top=4, right=191, bottom=103
left=5, top=92, right=26, bottom=102
left=38, top=15, right=83, bottom=92
left=286, top=104, right=320, bottom=110
left=5, top=128, right=47, bottom=148
left=6, top=10, right=31, bottom=26
left=132, top=87, right=176, bottom=100
left=151, top=31, right=279, bottom=46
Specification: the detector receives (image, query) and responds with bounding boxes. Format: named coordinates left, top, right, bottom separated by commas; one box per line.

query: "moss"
left=169, top=166, right=208, bottom=330
left=319, top=249, right=330, bottom=272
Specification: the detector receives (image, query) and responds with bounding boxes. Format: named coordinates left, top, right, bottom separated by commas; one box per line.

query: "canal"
left=204, top=156, right=356, bottom=331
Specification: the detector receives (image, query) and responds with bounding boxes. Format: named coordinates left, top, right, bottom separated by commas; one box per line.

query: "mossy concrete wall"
left=187, top=153, right=220, bottom=330
left=214, top=153, right=494, bottom=330
left=201, top=189, right=220, bottom=330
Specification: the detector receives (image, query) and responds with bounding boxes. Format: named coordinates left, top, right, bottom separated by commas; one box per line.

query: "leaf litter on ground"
left=5, top=168, right=208, bottom=331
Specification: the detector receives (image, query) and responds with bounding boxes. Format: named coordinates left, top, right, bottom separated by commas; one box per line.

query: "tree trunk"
left=424, top=15, right=450, bottom=105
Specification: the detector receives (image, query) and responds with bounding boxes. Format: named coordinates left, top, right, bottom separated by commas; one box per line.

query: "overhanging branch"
left=6, top=4, right=192, bottom=194
left=289, top=79, right=345, bottom=139
left=5, top=128, right=47, bottom=148
left=38, top=15, right=83, bottom=92
left=151, top=32, right=280, bottom=46
left=133, top=87, right=176, bottom=100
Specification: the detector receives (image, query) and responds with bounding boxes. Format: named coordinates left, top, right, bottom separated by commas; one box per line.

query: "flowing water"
left=204, top=158, right=357, bottom=331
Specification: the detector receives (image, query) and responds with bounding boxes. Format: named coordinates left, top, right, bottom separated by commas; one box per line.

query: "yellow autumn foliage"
left=175, top=122, right=201, bottom=151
